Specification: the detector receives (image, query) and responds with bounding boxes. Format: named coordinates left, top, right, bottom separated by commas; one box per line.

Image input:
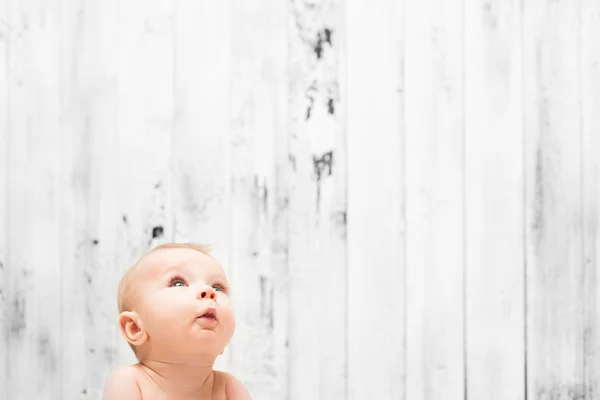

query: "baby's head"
left=117, top=243, right=235, bottom=364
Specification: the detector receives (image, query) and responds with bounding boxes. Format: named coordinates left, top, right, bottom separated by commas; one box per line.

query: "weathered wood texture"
left=0, top=0, right=8, bottom=395
left=228, top=0, right=288, bottom=398
left=1, top=1, right=600, bottom=399
left=465, top=1, right=525, bottom=399
left=581, top=0, right=600, bottom=397
left=524, top=1, right=599, bottom=399
left=405, top=0, right=464, bottom=399
left=288, top=0, right=347, bottom=399
left=346, top=0, right=404, bottom=399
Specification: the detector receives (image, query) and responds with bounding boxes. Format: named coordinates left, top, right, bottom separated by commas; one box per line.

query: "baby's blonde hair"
left=117, top=242, right=215, bottom=357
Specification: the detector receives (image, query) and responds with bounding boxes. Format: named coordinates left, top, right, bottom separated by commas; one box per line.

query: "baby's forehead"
left=135, top=248, right=226, bottom=280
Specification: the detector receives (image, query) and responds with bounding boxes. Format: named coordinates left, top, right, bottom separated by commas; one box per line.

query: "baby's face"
left=133, top=248, right=235, bottom=360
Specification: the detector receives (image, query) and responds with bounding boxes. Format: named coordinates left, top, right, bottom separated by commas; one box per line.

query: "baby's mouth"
left=197, top=308, right=218, bottom=321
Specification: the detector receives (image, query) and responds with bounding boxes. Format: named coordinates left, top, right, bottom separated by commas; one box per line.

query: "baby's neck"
left=137, top=358, right=216, bottom=398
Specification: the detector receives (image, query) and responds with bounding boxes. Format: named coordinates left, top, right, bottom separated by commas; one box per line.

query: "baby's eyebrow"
left=160, top=263, right=228, bottom=282
left=160, top=263, right=188, bottom=275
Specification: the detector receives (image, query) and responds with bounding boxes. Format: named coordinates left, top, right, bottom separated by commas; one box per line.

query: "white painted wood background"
left=0, top=0, right=599, bottom=399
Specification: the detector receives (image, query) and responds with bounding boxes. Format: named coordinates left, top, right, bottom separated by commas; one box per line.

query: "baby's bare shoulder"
left=102, top=365, right=142, bottom=400
left=214, top=371, right=252, bottom=400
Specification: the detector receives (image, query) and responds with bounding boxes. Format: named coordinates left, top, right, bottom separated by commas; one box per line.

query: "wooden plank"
left=171, top=1, right=232, bottom=373
left=59, top=1, right=121, bottom=398
left=345, top=0, right=404, bottom=399
left=58, top=3, right=88, bottom=396
left=288, top=0, right=347, bottom=398
left=228, top=0, right=288, bottom=397
left=581, top=0, right=600, bottom=395
left=6, top=0, right=62, bottom=397
left=523, top=1, right=586, bottom=398
left=464, top=1, right=525, bottom=399
left=0, top=0, right=8, bottom=395
left=113, top=0, right=174, bottom=373
left=404, top=0, right=465, bottom=399
left=59, top=2, right=121, bottom=398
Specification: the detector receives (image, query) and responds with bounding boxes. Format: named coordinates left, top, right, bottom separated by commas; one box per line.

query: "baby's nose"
left=198, top=288, right=216, bottom=300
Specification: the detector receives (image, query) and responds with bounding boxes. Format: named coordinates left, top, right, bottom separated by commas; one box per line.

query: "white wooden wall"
left=1, top=0, right=599, bottom=399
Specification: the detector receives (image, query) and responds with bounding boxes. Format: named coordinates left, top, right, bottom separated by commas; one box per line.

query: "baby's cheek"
left=224, top=308, right=236, bottom=335
left=149, top=304, right=187, bottom=328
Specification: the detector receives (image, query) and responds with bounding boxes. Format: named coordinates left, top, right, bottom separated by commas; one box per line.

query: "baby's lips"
left=197, top=307, right=218, bottom=320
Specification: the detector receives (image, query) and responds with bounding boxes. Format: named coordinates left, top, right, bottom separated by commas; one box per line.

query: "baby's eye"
left=169, top=277, right=187, bottom=287
left=213, top=284, right=229, bottom=293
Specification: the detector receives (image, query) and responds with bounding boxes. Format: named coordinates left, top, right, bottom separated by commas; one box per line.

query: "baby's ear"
left=119, top=311, right=148, bottom=346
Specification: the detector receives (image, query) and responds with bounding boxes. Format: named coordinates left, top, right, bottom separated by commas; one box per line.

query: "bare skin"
left=105, top=364, right=236, bottom=400
left=103, top=247, right=252, bottom=399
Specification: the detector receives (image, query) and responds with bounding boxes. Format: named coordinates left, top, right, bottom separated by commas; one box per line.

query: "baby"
left=102, top=243, right=252, bottom=399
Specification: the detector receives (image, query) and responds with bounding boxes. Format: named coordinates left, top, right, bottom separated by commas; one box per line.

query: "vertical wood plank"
left=581, top=0, right=600, bottom=396
left=228, top=0, right=288, bottom=397
left=6, top=1, right=62, bottom=398
left=524, top=1, right=586, bottom=398
left=58, top=3, right=88, bottom=397
left=288, top=0, right=347, bottom=398
left=171, top=1, right=232, bottom=372
left=60, top=2, right=121, bottom=398
left=345, top=0, right=404, bottom=399
left=404, top=0, right=465, bottom=399
left=464, top=1, right=525, bottom=399
left=113, top=0, right=174, bottom=372
left=60, top=1, right=120, bottom=398
left=0, top=0, right=8, bottom=395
